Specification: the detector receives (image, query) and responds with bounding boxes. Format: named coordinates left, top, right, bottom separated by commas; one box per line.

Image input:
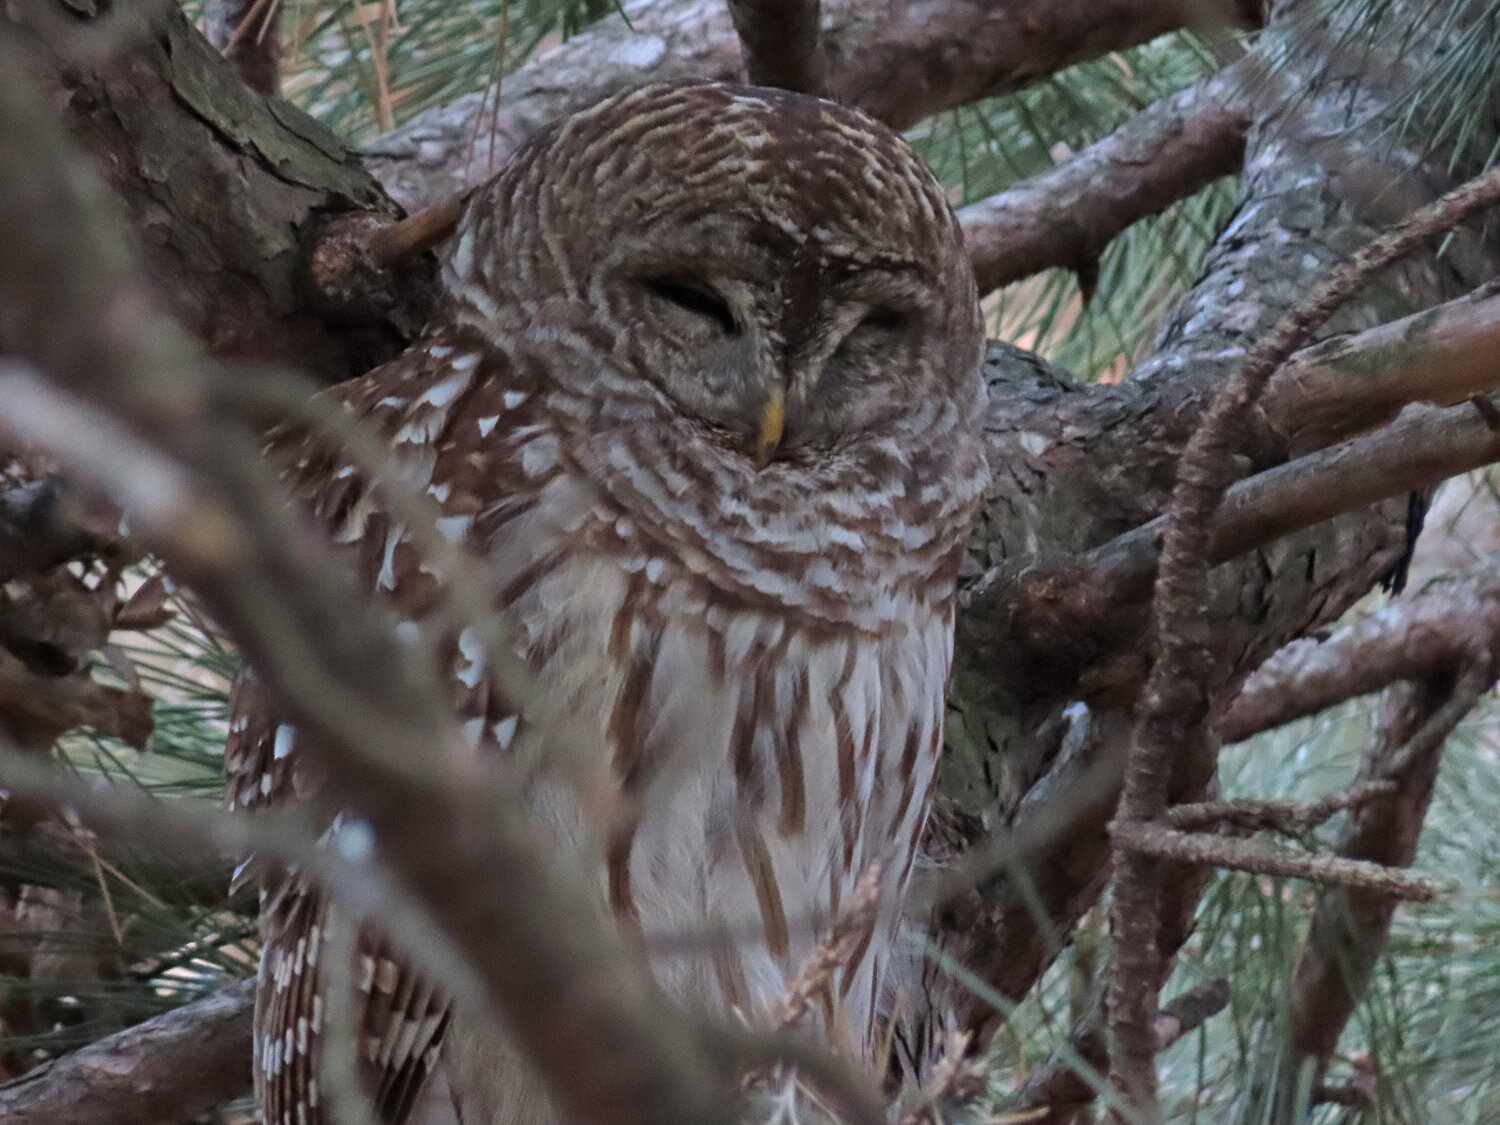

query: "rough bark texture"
left=14, top=2, right=425, bottom=384
left=960, top=69, right=1251, bottom=297
left=0, top=979, right=253, bottom=1125
left=362, top=0, right=1254, bottom=210
left=1222, top=557, right=1500, bottom=741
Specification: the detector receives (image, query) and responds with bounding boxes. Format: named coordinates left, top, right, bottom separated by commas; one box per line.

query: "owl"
left=225, top=81, right=988, bottom=1124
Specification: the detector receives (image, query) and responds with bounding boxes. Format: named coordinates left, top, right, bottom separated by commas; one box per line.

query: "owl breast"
left=470, top=460, right=953, bottom=1047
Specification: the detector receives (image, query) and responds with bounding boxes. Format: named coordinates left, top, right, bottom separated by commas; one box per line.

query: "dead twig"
left=1111, top=823, right=1437, bottom=901
left=1159, top=782, right=1397, bottom=835
left=1110, top=158, right=1500, bottom=1119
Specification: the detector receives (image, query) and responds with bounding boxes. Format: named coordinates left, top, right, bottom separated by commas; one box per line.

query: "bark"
left=1261, top=283, right=1500, bottom=454
left=0, top=979, right=254, bottom=1125
left=1221, top=557, right=1500, bottom=741
left=363, top=0, right=1256, bottom=210
left=961, top=69, right=1251, bottom=297
left=935, top=1, right=1500, bottom=1042
left=10, top=2, right=426, bottom=384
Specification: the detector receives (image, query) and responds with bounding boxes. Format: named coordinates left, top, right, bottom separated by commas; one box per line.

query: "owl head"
left=443, top=81, right=984, bottom=477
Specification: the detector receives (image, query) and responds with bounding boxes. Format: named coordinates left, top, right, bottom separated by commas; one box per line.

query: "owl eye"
left=644, top=277, right=738, bottom=336
left=854, top=306, right=912, bottom=334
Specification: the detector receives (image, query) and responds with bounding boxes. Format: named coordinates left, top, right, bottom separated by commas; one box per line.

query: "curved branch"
left=961, top=69, right=1251, bottom=296
left=1220, top=555, right=1500, bottom=742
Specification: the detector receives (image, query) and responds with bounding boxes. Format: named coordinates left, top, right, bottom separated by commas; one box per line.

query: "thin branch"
left=1002, top=978, right=1231, bottom=1125
left=961, top=69, right=1251, bottom=297
left=1110, top=158, right=1500, bottom=1118
left=0, top=979, right=254, bottom=1125
left=1110, top=823, right=1438, bottom=901
left=1254, top=661, right=1485, bottom=1117
left=1158, top=782, right=1397, bottom=834
left=203, top=0, right=280, bottom=96
left=1220, top=555, right=1500, bottom=742
left=725, top=0, right=825, bottom=95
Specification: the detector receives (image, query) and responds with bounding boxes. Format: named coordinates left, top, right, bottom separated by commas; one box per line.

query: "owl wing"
left=226, top=329, right=541, bottom=1125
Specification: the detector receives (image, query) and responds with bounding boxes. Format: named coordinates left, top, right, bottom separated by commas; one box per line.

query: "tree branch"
left=989, top=392, right=1500, bottom=682
left=1251, top=660, right=1486, bottom=1117
left=1262, top=282, right=1500, bottom=454
left=1110, top=822, right=1438, bottom=901
left=0, top=979, right=254, bottom=1125
left=1158, top=782, right=1395, bottom=834
left=1108, top=125, right=1500, bottom=1121
left=13, top=1, right=426, bottom=382
left=1220, top=556, right=1500, bottom=742
left=365, top=0, right=1257, bottom=209
left=960, top=69, right=1251, bottom=297
left=1001, top=977, right=1231, bottom=1125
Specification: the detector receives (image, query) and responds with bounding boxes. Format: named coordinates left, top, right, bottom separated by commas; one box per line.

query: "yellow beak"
left=756, top=387, right=785, bottom=469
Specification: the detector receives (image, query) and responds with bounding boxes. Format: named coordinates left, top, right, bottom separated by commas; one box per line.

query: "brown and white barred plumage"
left=226, top=81, right=988, bottom=1124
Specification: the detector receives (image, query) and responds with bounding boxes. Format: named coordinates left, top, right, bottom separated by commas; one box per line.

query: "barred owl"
left=226, top=81, right=987, bottom=1124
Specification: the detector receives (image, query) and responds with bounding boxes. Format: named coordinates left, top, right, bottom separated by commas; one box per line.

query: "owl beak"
left=755, top=387, right=785, bottom=469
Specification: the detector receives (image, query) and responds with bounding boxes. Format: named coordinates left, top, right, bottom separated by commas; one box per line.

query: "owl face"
left=448, top=82, right=983, bottom=473
left=605, top=211, right=970, bottom=468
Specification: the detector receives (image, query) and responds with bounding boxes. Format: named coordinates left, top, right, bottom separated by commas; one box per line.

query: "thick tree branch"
left=13, top=1, right=428, bottom=382
left=0, top=979, right=254, bottom=1125
left=365, top=0, right=1257, bottom=209
left=981, top=392, right=1500, bottom=686
left=961, top=69, right=1251, bottom=297
left=1261, top=282, right=1500, bottom=454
